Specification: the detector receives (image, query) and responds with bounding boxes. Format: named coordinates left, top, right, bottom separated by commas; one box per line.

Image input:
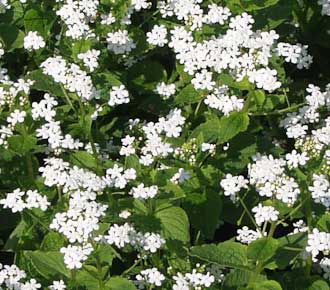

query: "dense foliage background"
left=0, top=0, right=330, bottom=289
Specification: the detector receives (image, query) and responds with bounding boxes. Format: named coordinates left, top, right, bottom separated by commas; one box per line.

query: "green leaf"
left=266, top=232, right=307, bottom=270
left=70, top=151, right=98, bottom=171
left=247, top=237, right=279, bottom=263
left=24, top=251, right=70, bottom=279
left=218, top=112, right=250, bottom=143
left=156, top=206, right=190, bottom=243
left=75, top=268, right=100, bottom=290
left=0, top=24, right=25, bottom=50
left=191, top=112, right=250, bottom=143
left=253, top=280, right=283, bottom=290
left=175, top=84, right=202, bottom=105
left=106, top=277, right=137, bottom=290
left=307, top=279, right=330, bottom=290
left=190, top=241, right=248, bottom=270
left=184, top=190, right=222, bottom=239
left=27, top=70, right=64, bottom=96
left=317, top=213, right=330, bottom=232
left=8, top=135, right=37, bottom=155
left=24, top=8, right=55, bottom=38
left=41, top=232, right=66, bottom=251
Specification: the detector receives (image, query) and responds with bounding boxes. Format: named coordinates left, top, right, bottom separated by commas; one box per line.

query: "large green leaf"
left=106, top=277, right=137, bottom=290
left=24, top=251, right=70, bottom=279
left=190, top=241, right=248, bottom=270
left=191, top=112, right=250, bottom=143
left=253, top=280, right=283, bottom=290
left=27, top=70, right=64, bottom=96
left=8, top=135, right=37, bottom=155
left=247, top=237, right=279, bottom=263
left=156, top=206, right=190, bottom=242
left=24, top=8, right=55, bottom=38
left=0, top=24, right=25, bottom=50
left=175, top=84, right=202, bottom=105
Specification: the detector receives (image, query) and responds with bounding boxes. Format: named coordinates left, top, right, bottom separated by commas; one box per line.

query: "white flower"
left=309, top=174, right=330, bottom=208
left=24, top=31, right=45, bottom=51
left=49, top=280, right=66, bottom=290
left=237, top=226, right=263, bottom=244
left=220, top=174, right=248, bottom=202
left=131, top=0, right=151, bottom=11
left=136, top=268, right=165, bottom=287
left=171, top=168, right=191, bottom=184
left=306, top=228, right=330, bottom=260
left=252, top=203, right=279, bottom=226
left=155, top=82, right=175, bottom=99
left=60, top=244, right=93, bottom=269
left=129, top=184, right=158, bottom=199
left=108, top=85, right=130, bottom=106
left=147, top=25, right=168, bottom=47
left=77, top=49, right=100, bottom=72
left=7, top=109, right=26, bottom=127
left=285, top=150, right=309, bottom=168
left=107, top=30, right=136, bottom=54
left=0, top=188, right=50, bottom=213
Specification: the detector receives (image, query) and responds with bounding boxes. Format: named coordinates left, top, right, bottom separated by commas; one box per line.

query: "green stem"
left=121, top=257, right=143, bottom=277
left=60, top=84, right=78, bottom=114
left=238, top=194, right=259, bottom=230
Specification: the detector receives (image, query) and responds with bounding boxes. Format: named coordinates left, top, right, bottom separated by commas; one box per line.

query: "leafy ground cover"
left=0, top=0, right=330, bottom=289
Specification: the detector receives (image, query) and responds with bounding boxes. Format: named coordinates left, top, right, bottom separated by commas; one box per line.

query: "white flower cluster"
left=204, top=85, right=244, bottom=115
left=170, top=168, right=191, bottom=184
left=120, top=135, right=135, bottom=156
left=41, top=56, right=98, bottom=101
left=129, top=184, right=158, bottom=200
left=173, top=268, right=215, bottom=290
left=201, top=143, right=216, bottom=154
left=104, top=164, right=136, bottom=189
left=0, top=77, right=34, bottom=110
left=101, top=223, right=165, bottom=253
left=41, top=158, right=106, bottom=192
left=248, top=154, right=300, bottom=206
left=108, top=85, right=130, bottom=106
left=306, top=228, right=330, bottom=261
left=56, top=0, right=99, bottom=39
left=49, top=280, right=66, bottom=290
left=290, top=220, right=308, bottom=235
left=220, top=174, right=248, bottom=202
left=32, top=94, right=84, bottom=154
left=156, top=82, right=176, bottom=99
left=285, top=150, right=309, bottom=168
left=40, top=157, right=111, bottom=269
left=7, top=109, right=26, bottom=128
left=0, top=42, right=4, bottom=58
left=277, top=42, right=313, bottom=69
left=138, top=108, right=186, bottom=165
left=309, top=174, right=330, bottom=209
left=318, top=0, right=330, bottom=16
left=252, top=203, right=279, bottom=226
left=136, top=268, right=166, bottom=287
left=0, top=264, right=41, bottom=290
left=0, top=0, right=10, bottom=14
left=237, top=226, right=264, bottom=244
left=0, top=188, right=50, bottom=213
left=147, top=25, right=168, bottom=47
left=163, top=8, right=312, bottom=97
left=23, top=31, right=45, bottom=51
left=77, top=49, right=100, bottom=72
left=50, top=190, right=107, bottom=243
left=320, top=257, right=330, bottom=280
left=281, top=85, right=330, bottom=139
left=107, top=30, right=136, bottom=55
left=60, top=243, right=94, bottom=269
